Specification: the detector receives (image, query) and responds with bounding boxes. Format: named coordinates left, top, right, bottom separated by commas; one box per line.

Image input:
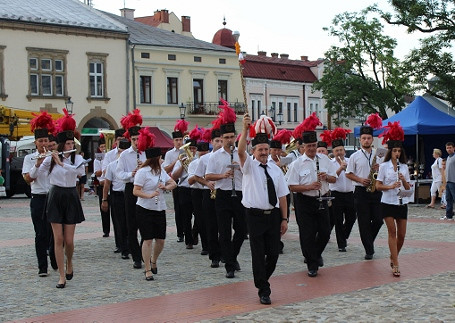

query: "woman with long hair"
left=30, top=125, right=85, bottom=288
left=133, top=129, right=176, bottom=281
left=427, top=148, right=443, bottom=208
left=376, top=135, right=411, bottom=277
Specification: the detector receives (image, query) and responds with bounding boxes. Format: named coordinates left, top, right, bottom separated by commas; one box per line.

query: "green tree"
left=371, top=0, right=455, bottom=104
left=313, top=11, right=411, bottom=126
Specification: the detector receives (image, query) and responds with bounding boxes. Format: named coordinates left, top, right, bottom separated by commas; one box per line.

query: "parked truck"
left=0, top=106, right=62, bottom=197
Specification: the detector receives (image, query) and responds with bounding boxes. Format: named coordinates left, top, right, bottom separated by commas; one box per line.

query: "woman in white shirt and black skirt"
left=30, top=129, right=85, bottom=288
left=133, top=132, right=177, bottom=281
left=375, top=138, right=410, bottom=278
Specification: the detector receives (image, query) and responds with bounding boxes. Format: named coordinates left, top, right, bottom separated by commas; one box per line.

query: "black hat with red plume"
left=331, top=127, right=351, bottom=148
left=217, top=99, right=237, bottom=134
left=55, top=108, right=76, bottom=143
left=137, top=127, right=160, bottom=159
left=122, top=109, right=143, bottom=139
left=360, top=113, right=383, bottom=136
left=172, top=119, right=189, bottom=139
left=379, top=121, right=404, bottom=149
left=300, top=112, right=322, bottom=144
left=270, top=129, right=292, bottom=149
left=30, top=111, right=55, bottom=139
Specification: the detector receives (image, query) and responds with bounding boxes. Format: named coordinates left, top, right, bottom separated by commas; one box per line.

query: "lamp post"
left=268, top=105, right=276, bottom=121
left=65, top=97, right=74, bottom=114
left=179, top=102, right=187, bottom=120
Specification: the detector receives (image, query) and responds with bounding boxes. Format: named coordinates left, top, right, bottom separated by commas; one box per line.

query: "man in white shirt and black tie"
left=238, top=114, right=289, bottom=305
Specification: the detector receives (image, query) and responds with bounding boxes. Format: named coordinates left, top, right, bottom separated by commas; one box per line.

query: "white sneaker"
left=440, top=216, right=454, bottom=221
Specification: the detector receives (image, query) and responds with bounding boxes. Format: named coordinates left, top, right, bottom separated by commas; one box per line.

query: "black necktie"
left=260, top=164, right=277, bottom=207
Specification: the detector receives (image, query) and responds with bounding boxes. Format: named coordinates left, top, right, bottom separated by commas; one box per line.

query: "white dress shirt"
left=134, top=166, right=170, bottom=211
left=286, top=153, right=337, bottom=197
left=346, top=148, right=383, bottom=186
left=93, top=158, right=105, bottom=183
left=22, top=152, right=50, bottom=194
left=241, top=156, right=289, bottom=209
left=172, top=160, right=190, bottom=188
left=377, top=160, right=411, bottom=205
left=329, top=157, right=354, bottom=193
left=29, top=154, right=85, bottom=187
left=206, top=147, right=243, bottom=191
left=115, top=147, right=146, bottom=183
left=194, top=151, right=211, bottom=179
left=102, top=148, right=118, bottom=172
left=188, top=158, right=204, bottom=189
left=163, top=147, right=180, bottom=169
left=105, top=159, right=125, bottom=192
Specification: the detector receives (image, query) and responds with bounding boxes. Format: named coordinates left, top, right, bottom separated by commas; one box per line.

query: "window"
left=219, top=58, right=226, bottom=64
left=251, top=100, right=255, bottom=121
left=287, top=103, right=291, bottom=122
left=194, top=56, right=202, bottom=62
left=257, top=100, right=262, bottom=119
left=140, top=76, right=152, bottom=104
left=26, top=47, right=68, bottom=99
left=0, top=46, right=6, bottom=99
left=141, top=52, right=150, bottom=59
left=193, top=79, right=204, bottom=105
left=87, top=52, right=108, bottom=100
left=218, top=80, right=227, bottom=101
left=168, top=54, right=176, bottom=61
left=294, top=103, right=298, bottom=122
left=167, top=77, right=178, bottom=104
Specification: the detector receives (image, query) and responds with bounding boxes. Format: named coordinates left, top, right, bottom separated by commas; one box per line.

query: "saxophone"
left=366, top=150, right=378, bottom=192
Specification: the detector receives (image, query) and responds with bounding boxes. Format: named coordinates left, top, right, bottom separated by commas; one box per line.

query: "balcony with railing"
left=186, top=102, right=246, bottom=116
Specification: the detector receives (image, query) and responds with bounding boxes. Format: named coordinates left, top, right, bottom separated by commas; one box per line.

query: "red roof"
left=134, top=16, right=160, bottom=27
left=243, top=55, right=320, bottom=83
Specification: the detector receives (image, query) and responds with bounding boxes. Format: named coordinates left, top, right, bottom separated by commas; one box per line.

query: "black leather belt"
left=248, top=208, right=274, bottom=215
left=32, top=194, right=47, bottom=197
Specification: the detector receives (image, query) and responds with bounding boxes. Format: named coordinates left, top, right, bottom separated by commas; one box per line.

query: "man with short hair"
left=441, top=142, right=455, bottom=220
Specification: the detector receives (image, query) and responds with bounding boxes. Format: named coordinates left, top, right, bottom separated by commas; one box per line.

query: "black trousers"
left=353, top=186, right=383, bottom=255
left=124, top=183, right=141, bottom=262
left=97, top=185, right=110, bottom=236
left=111, top=190, right=128, bottom=254
left=294, top=194, right=331, bottom=271
left=30, top=194, right=50, bottom=271
left=191, top=188, right=208, bottom=251
left=215, top=189, right=246, bottom=272
left=178, top=187, right=194, bottom=245
left=331, top=191, right=357, bottom=249
left=245, top=208, right=281, bottom=297
left=172, top=188, right=184, bottom=239
left=202, top=190, right=220, bottom=261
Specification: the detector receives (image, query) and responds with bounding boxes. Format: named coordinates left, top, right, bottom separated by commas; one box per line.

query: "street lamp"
left=179, top=102, right=187, bottom=120
left=65, top=97, right=74, bottom=114
left=268, top=105, right=276, bottom=121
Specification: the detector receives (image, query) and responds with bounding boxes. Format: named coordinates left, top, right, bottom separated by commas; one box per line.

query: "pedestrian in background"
left=427, top=148, right=443, bottom=208
left=441, top=142, right=455, bottom=220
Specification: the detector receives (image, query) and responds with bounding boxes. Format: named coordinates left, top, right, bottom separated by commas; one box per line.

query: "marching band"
left=24, top=102, right=414, bottom=304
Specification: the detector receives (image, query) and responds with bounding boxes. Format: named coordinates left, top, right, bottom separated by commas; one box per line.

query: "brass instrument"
left=100, top=130, right=115, bottom=152
left=366, top=149, right=379, bottom=193
left=285, top=139, right=297, bottom=155
left=277, top=155, right=288, bottom=174
left=210, top=187, right=217, bottom=199
left=178, top=142, right=194, bottom=172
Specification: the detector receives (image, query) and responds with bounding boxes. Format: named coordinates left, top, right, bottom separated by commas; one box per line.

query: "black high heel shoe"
left=144, top=270, right=154, bottom=281
left=56, top=281, right=66, bottom=288
left=151, top=262, right=157, bottom=275
left=66, top=271, right=73, bottom=280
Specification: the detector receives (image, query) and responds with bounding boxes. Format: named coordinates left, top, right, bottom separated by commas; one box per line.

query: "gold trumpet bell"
left=100, top=130, right=115, bottom=152
left=285, top=139, right=297, bottom=154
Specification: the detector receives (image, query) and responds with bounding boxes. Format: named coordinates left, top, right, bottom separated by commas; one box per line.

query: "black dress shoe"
left=234, top=260, right=241, bottom=271
left=225, top=271, right=235, bottom=278
left=56, top=281, right=66, bottom=288
left=304, top=258, right=307, bottom=264
left=114, top=248, right=121, bottom=253
left=200, top=250, right=209, bottom=255
left=103, top=233, right=109, bottom=237
left=318, top=257, right=324, bottom=267
left=186, top=244, right=193, bottom=249
left=121, top=254, right=130, bottom=260
left=364, top=254, right=374, bottom=260
left=177, top=236, right=184, bottom=243
left=338, top=247, right=347, bottom=252
left=308, top=270, right=318, bottom=277
left=38, top=269, right=48, bottom=277
left=133, top=261, right=142, bottom=269
left=65, top=272, right=73, bottom=280
left=259, top=295, right=271, bottom=305
left=211, top=260, right=220, bottom=268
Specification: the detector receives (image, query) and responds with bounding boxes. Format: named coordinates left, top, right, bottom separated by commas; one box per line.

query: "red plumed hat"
left=201, top=127, right=212, bottom=143
left=331, top=127, right=351, bottom=141
left=136, top=127, right=156, bottom=153
left=218, top=98, right=236, bottom=125
left=365, top=113, right=383, bottom=130
left=273, top=129, right=293, bottom=145
left=379, top=121, right=404, bottom=145
left=188, top=125, right=203, bottom=142
left=248, top=115, right=277, bottom=140
left=55, top=108, right=76, bottom=133
left=302, top=112, right=322, bottom=132
left=30, top=111, right=55, bottom=134
left=174, top=119, right=189, bottom=134
left=320, top=130, right=333, bottom=146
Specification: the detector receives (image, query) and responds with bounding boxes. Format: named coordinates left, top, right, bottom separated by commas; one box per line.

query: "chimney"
left=120, top=8, right=135, bottom=20
left=301, top=55, right=308, bottom=61
left=271, top=52, right=279, bottom=58
left=257, top=51, right=267, bottom=56
left=181, top=16, right=191, bottom=32
left=280, top=53, right=289, bottom=59
left=154, top=9, right=169, bottom=23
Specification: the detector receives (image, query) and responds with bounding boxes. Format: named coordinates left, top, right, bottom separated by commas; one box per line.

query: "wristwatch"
left=102, top=199, right=108, bottom=202
left=281, top=218, right=289, bottom=223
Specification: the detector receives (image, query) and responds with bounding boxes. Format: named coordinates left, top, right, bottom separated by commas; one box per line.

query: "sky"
left=89, top=0, right=422, bottom=61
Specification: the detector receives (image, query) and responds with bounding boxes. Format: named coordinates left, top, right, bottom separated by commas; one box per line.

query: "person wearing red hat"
left=29, top=109, right=86, bottom=288
left=22, top=111, right=53, bottom=277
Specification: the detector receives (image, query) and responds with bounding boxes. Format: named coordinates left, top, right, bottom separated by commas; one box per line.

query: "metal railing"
left=186, top=102, right=246, bottom=116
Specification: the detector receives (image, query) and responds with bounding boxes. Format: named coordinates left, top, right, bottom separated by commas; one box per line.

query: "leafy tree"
left=370, top=0, right=455, bottom=104
left=313, top=11, right=412, bottom=126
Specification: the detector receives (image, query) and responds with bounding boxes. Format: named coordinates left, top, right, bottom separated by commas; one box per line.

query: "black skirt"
left=136, top=205, right=166, bottom=240
left=381, top=203, right=408, bottom=220
left=46, top=185, right=85, bottom=224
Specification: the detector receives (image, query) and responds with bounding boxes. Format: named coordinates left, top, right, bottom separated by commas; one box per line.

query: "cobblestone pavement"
left=0, top=193, right=454, bottom=322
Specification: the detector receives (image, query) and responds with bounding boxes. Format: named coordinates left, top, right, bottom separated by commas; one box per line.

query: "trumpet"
left=178, top=141, right=194, bottom=172
left=100, top=130, right=115, bottom=152
left=31, top=149, right=77, bottom=160
left=285, top=139, right=297, bottom=155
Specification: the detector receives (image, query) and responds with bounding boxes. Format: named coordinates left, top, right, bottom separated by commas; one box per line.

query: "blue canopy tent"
left=354, top=96, right=455, bottom=201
